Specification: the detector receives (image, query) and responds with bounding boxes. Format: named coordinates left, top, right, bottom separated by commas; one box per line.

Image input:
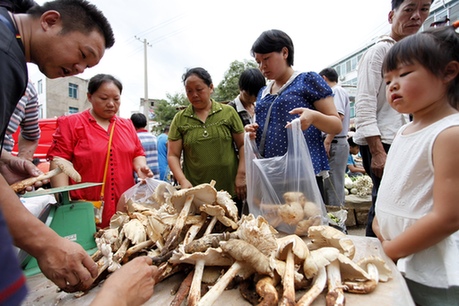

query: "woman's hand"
left=178, top=178, right=193, bottom=189
left=244, top=123, right=259, bottom=140
left=286, top=108, right=315, bottom=130
left=235, top=172, right=246, bottom=200
left=136, top=165, right=154, bottom=180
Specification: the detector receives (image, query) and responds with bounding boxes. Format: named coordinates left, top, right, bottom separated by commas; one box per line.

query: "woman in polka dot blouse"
left=246, top=29, right=342, bottom=194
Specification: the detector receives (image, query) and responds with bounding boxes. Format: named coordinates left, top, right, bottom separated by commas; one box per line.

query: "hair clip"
left=453, top=20, right=459, bottom=29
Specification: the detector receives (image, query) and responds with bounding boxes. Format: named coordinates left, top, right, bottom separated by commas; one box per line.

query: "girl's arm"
left=287, top=96, right=342, bottom=134
left=167, top=139, right=192, bottom=189
left=382, top=126, right=459, bottom=261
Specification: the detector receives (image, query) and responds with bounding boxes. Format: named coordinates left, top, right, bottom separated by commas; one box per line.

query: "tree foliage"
left=213, top=59, right=258, bottom=102
left=151, top=92, right=189, bottom=134
left=152, top=59, right=258, bottom=133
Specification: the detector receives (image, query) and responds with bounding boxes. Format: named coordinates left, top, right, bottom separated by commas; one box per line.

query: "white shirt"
left=376, top=113, right=459, bottom=288
left=353, top=35, right=410, bottom=146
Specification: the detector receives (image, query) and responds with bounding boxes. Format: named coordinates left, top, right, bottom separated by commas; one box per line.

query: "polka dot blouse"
left=255, top=71, right=332, bottom=175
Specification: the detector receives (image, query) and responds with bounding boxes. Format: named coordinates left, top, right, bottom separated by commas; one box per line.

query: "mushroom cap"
left=357, top=255, right=392, bottom=282
left=200, top=204, right=238, bottom=229
left=53, top=156, right=81, bottom=182
left=278, top=201, right=305, bottom=225
left=168, top=181, right=217, bottom=214
left=303, top=247, right=340, bottom=279
left=215, top=190, right=239, bottom=222
left=276, top=234, right=309, bottom=263
left=308, top=225, right=355, bottom=259
left=336, top=253, right=370, bottom=281
left=283, top=191, right=307, bottom=204
left=123, top=218, right=146, bottom=245
left=236, top=214, right=278, bottom=257
left=169, top=245, right=234, bottom=266
left=303, top=201, right=322, bottom=219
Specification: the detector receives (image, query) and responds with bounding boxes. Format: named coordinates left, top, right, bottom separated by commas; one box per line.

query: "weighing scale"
left=19, top=182, right=102, bottom=276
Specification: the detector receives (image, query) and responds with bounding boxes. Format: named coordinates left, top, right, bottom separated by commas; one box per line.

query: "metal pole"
left=143, top=39, right=149, bottom=120
left=135, top=36, right=151, bottom=120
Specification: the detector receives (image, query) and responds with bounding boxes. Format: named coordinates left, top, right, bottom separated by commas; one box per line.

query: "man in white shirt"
left=354, top=0, right=433, bottom=237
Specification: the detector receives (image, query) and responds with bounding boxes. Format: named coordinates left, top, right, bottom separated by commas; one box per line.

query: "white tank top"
left=376, top=113, right=459, bottom=288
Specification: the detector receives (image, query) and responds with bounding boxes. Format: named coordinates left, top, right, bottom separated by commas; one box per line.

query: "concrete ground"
left=347, top=225, right=366, bottom=236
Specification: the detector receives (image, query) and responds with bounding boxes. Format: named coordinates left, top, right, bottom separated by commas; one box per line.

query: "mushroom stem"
left=256, top=275, right=279, bottom=306
left=197, top=262, right=250, bottom=306
left=326, top=260, right=345, bottom=306
left=187, top=258, right=205, bottom=306
left=297, top=266, right=326, bottom=306
left=171, top=270, right=194, bottom=306
left=161, top=194, right=195, bottom=255
left=10, top=167, right=61, bottom=192
left=125, top=239, right=154, bottom=258
left=187, top=215, right=218, bottom=306
left=279, top=246, right=296, bottom=306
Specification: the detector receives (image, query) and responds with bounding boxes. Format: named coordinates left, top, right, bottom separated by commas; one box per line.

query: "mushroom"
left=342, top=255, right=392, bottom=294
left=215, top=190, right=239, bottom=222
left=326, top=259, right=345, bottom=306
left=160, top=193, right=195, bottom=255
left=200, top=204, right=238, bottom=230
left=296, top=266, right=326, bottom=306
left=161, top=181, right=218, bottom=255
left=357, top=255, right=392, bottom=282
left=307, top=225, right=355, bottom=259
left=197, top=239, right=274, bottom=306
left=256, top=275, right=280, bottom=306
left=169, top=244, right=234, bottom=305
left=303, top=247, right=340, bottom=279
left=276, top=235, right=309, bottom=306
left=123, top=218, right=146, bottom=245
left=185, top=210, right=226, bottom=306
left=235, top=214, right=278, bottom=256
left=10, top=156, right=81, bottom=192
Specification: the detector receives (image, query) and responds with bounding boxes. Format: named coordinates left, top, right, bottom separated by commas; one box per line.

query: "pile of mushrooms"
left=89, top=181, right=393, bottom=305
left=260, top=191, right=323, bottom=236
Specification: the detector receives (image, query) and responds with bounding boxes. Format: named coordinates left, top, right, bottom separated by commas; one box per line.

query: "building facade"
left=29, top=67, right=90, bottom=119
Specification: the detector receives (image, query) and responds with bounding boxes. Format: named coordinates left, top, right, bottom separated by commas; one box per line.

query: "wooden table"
left=23, top=236, right=414, bottom=305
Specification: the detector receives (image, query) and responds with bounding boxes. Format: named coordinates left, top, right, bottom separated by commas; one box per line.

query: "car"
left=11, top=118, right=57, bottom=170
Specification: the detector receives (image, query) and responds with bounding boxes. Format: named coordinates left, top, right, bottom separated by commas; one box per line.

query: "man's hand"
left=35, top=237, right=98, bottom=293
left=91, top=257, right=158, bottom=306
left=0, top=155, right=47, bottom=189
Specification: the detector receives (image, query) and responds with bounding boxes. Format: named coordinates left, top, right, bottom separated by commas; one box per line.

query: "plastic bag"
left=245, top=118, right=328, bottom=236
left=327, top=209, right=348, bottom=234
left=119, top=177, right=165, bottom=210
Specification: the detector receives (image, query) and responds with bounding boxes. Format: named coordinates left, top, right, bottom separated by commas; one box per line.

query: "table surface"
left=23, top=236, right=414, bottom=306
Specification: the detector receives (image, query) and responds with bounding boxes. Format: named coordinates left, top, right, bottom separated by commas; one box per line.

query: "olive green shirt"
left=169, top=100, right=244, bottom=196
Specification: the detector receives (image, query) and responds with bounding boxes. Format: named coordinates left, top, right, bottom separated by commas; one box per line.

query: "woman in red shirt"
left=47, top=74, right=152, bottom=228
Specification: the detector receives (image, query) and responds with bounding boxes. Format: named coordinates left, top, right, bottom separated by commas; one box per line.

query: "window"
left=37, top=80, right=43, bottom=94
left=68, top=107, right=79, bottom=114
left=69, top=83, right=78, bottom=99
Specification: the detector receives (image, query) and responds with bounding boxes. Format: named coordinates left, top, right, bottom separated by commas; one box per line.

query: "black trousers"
left=359, top=143, right=391, bottom=237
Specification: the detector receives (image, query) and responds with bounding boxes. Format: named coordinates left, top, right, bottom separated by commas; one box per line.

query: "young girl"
left=373, top=22, right=459, bottom=305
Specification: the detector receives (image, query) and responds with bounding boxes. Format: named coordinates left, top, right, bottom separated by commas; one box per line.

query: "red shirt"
left=47, top=109, right=144, bottom=228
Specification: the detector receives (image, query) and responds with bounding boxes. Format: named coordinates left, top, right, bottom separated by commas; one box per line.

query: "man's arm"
left=0, top=174, right=97, bottom=292
left=17, top=134, right=38, bottom=162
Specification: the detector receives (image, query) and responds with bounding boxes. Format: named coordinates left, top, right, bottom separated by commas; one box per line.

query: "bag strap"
left=100, top=120, right=116, bottom=199
left=259, top=97, right=277, bottom=157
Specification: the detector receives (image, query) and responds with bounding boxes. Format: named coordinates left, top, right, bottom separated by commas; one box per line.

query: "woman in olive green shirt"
left=168, top=67, right=246, bottom=207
